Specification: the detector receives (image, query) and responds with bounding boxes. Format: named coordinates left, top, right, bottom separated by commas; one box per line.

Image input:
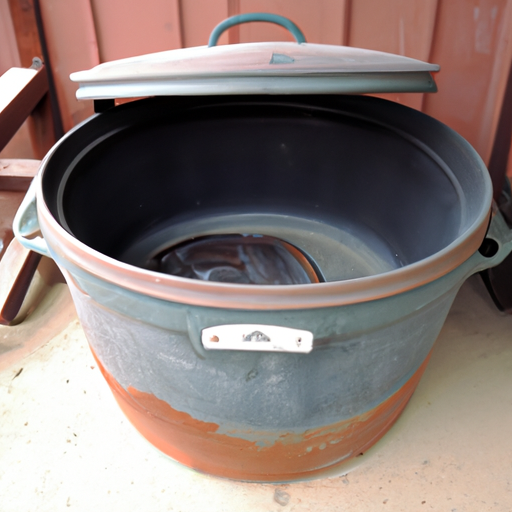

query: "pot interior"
left=41, top=95, right=485, bottom=284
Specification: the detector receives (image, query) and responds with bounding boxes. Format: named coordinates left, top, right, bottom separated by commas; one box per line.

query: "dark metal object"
left=481, top=179, right=512, bottom=313
left=488, top=65, right=512, bottom=201
left=480, top=50, right=512, bottom=313
left=94, top=99, right=116, bottom=113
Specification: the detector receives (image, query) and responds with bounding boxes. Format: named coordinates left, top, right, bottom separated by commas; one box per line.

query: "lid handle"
left=208, top=13, right=307, bottom=47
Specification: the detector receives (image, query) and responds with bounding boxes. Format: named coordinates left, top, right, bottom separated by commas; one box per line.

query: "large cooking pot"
left=13, top=14, right=512, bottom=482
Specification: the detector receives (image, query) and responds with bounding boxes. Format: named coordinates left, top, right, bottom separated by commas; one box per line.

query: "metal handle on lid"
left=208, top=13, right=307, bottom=47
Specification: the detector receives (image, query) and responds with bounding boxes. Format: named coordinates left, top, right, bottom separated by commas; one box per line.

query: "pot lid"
left=70, top=13, right=440, bottom=100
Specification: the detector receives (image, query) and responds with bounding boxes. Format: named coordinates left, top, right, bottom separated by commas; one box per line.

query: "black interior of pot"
left=41, top=95, right=479, bottom=280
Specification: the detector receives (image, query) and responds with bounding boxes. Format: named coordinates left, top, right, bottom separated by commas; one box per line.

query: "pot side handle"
left=200, top=323, right=314, bottom=354
left=208, top=13, right=307, bottom=47
left=465, top=207, right=512, bottom=276
left=13, top=177, right=50, bottom=258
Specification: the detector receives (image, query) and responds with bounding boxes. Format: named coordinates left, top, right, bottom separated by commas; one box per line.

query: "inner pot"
left=42, top=95, right=485, bottom=287
left=149, top=234, right=323, bottom=285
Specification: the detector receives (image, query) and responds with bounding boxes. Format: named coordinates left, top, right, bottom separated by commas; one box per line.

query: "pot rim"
left=34, top=97, right=493, bottom=310
left=36, top=172, right=491, bottom=311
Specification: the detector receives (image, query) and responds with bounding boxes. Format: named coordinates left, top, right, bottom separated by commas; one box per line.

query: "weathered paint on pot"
left=55, top=215, right=511, bottom=482
left=91, top=346, right=431, bottom=482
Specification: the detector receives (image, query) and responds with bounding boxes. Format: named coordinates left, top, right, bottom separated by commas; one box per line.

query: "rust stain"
left=91, top=348, right=431, bottom=481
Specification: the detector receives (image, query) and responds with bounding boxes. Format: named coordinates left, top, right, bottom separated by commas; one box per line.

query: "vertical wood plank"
left=349, top=0, right=439, bottom=58
left=90, top=0, right=182, bottom=61
left=38, top=0, right=99, bottom=131
left=507, top=138, right=512, bottom=178
left=180, top=0, right=229, bottom=47
left=488, top=46, right=512, bottom=196
left=0, top=0, right=32, bottom=159
left=227, top=0, right=241, bottom=44
left=422, top=0, right=512, bottom=164
left=6, top=0, right=42, bottom=68
left=349, top=0, right=439, bottom=110
left=4, top=0, right=54, bottom=158
left=0, top=0, right=21, bottom=74
left=341, top=0, right=351, bottom=46
left=476, top=0, right=512, bottom=166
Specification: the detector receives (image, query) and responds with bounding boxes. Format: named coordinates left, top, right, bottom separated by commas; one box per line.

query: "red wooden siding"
left=2, top=0, right=511, bottom=175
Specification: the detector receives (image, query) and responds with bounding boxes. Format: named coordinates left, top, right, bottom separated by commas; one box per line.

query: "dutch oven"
left=13, top=14, right=512, bottom=481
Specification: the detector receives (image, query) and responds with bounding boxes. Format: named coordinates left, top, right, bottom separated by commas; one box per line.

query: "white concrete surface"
left=1, top=276, right=511, bottom=511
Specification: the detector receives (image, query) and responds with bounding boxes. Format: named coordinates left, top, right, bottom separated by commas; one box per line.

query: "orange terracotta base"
left=92, top=349, right=430, bottom=482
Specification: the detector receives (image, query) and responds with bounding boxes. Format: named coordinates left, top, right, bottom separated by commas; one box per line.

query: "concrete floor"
left=1, top=275, right=511, bottom=511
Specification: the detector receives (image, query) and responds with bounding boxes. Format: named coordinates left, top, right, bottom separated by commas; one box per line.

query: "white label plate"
left=201, top=324, right=313, bottom=353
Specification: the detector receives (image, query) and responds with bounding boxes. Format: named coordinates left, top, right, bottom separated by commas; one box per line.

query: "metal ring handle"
left=463, top=207, right=512, bottom=276
left=208, top=13, right=306, bottom=47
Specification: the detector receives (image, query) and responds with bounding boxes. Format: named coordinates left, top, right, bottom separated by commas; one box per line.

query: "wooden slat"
left=4, top=0, right=55, bottom=158
left=0, top=66, right=48, bottom=153
left=349, top=0, right=439, bottom=62
left=508, top=139, right=512, bottom=178
left=38, top=0, right=99, bottom=132
left=7, top=0, right=43, bottom=68
left=227, top=0, right=240, bottom=44
left=476, top=0, right=512, bottom=166
left=180, top=0, right=229, bottom=47
left=0, top=0, right=21, bottom=74
left=341, top=0, right=351, bottom=47
left=0, top=158, right=39, bottom=191
left=349, top=0, right=439, bottom=110
left=90, top=0, right=182, bottom=61
left=422, top=0, right=512, bottom=164
left=488, top=39, right=512, bottom=198
left=27, top=88, right=56, bottom=158
left=0, top=159, right=45, bottom=326
left=0, top=1, right=31, bottom=160
left=0, top=187, right=24, bottom=262
left=0, top=238, right=42, bottom=326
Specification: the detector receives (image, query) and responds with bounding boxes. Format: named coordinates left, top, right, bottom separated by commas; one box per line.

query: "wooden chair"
left=0, top=61, right=62, bottom=325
